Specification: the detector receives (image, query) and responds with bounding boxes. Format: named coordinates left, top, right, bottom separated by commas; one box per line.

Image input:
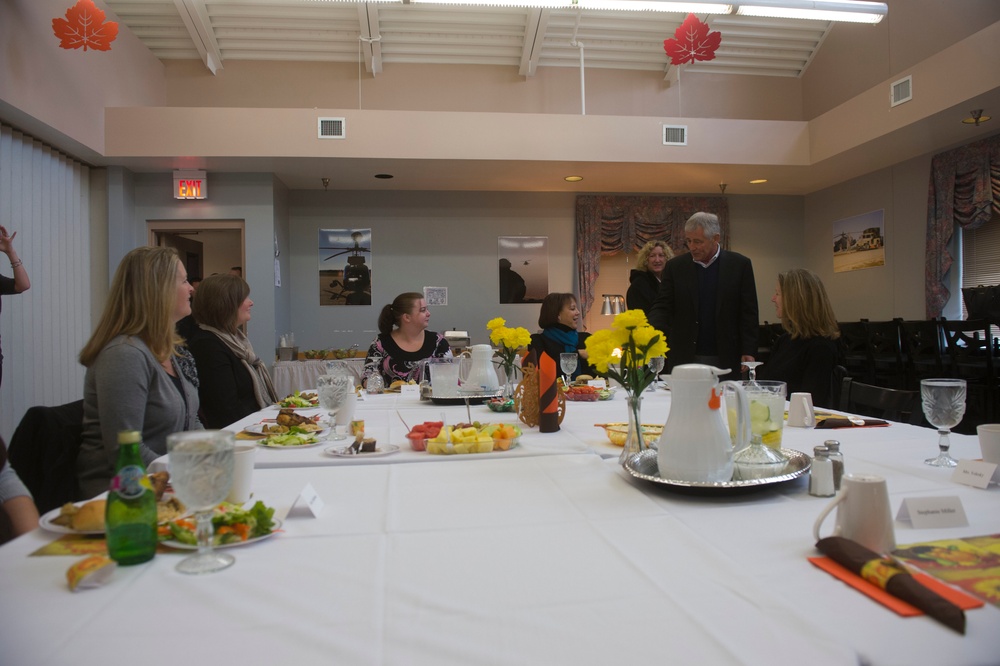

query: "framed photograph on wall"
left=318, top=228, right=373, bottom=305
left=833, top=210, right=885, bottom=273
left=499, top=236, right=548, bottom=303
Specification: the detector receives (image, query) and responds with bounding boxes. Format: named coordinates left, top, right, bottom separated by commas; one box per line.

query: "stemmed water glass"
left=318, top=370, right=354, bottom=440
left=920, top=378, right=966, bottom=467
left=646, top=356, right=665, bottom=392
left=559, top=353, right=578, bottom=386
left=744, top=361, right=763, bottom=386
left=167, top=430, right=235, bottom=575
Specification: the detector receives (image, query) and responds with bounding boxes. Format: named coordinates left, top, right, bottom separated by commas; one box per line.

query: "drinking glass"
left=318, top=370, right=355, bottom=440
left=559, top=353, right=578, bottom=386
left=920, top=378, right=966, bottom=467
left=647, top=356, right=665, bottom=391
left=167, top=430, right=235, bottom=575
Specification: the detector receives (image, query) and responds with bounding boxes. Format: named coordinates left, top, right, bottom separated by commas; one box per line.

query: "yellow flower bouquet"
left=486, top=317, right=532, bottom=396
left=585, top=310, right=668, bottom=461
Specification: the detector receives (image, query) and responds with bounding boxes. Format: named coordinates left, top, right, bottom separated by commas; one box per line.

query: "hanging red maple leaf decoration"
left=52, top=0, right=119, bottom=52
left=663, top=14, right=721, bottom=66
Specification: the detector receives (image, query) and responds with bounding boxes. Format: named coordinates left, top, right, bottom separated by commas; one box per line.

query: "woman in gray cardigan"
left=76, top=247, right=202, bottom=499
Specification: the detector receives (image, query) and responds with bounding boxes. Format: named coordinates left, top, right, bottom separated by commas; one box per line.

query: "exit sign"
left=173, top=170, right=207, bottom=200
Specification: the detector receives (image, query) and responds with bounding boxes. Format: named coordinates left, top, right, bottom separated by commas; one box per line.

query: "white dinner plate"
left=325, top=444, right=400, bottom=458
left=258, top=434, right=324, bottom=449
left=270, top=404, right=320, bottom=411
left=243, top=422, right=330, bottom=439
left=160, top=518, right=283, bottom=550
left=39, top=502, right=105, bottom=535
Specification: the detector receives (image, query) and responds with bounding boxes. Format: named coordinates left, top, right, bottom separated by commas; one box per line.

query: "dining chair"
left=839, top=377, right=923, bottom=425
left=837, top=320, right=870, bottom=381
left=7, top=400, right=85, bottom=514
left=864, top=318, right=905, bottom=388
left=939, top=319, right=998, bottom=424
left=899, top=319, right=946, bottom=389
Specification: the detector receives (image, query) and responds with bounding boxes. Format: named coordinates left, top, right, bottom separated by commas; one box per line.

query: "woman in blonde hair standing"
left=626, top=240, right=674, bottom=313
left=364, top=292, right=450, bottom=388
left=188, top=274, right=277, bottom=429
left=77, top=247, right=202, bottom=498
left=756, top=268, right=842, bottom=408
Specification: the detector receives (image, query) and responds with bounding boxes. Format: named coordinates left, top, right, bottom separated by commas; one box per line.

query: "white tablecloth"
left=271, top=358, right=366, bottom=397
left=4, top=391, right=1000, bottom=665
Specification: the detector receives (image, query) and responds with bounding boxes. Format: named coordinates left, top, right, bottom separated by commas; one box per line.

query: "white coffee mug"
left=813, top=473, right=895, bottom=554
left=977, top=424, right=1000, bottom=464
left=226, top=444, right=256, bottom=505
left=788, top=392, right=815, bottom=427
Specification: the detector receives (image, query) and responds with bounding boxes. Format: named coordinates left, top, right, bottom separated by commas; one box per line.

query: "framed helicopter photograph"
left=318, top=228, right=373, bottom=305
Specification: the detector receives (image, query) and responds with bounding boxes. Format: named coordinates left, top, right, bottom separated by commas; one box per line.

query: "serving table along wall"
left=2, top=389, right=999, bottom=665
left=271, top=358, right=366, bottom=396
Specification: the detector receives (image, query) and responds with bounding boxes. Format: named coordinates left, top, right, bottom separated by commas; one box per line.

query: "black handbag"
left=962, top=284, right=1000, bottom=321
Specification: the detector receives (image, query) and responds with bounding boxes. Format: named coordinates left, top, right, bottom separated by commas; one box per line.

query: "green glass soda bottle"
left=105, top=430, right=157, bottom=565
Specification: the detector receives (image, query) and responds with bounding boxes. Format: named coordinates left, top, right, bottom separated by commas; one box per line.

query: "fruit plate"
left=622, top=448, right=810, bottom=494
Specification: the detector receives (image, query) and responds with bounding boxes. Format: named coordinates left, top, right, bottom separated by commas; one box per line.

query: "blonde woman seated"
left=756, top=269, right=842, bottom=408
left=77, top=247, right=202, bottom=499
left=626, top=240, right=674, bottom=313
left=188, top=274, right=278, bottom=429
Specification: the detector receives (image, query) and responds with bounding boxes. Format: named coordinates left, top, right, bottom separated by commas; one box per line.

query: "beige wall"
left=0, top=0, right=165, bottom=157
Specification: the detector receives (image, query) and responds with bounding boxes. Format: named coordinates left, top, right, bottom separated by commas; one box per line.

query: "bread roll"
left=71, top=500, right=106, bottom=532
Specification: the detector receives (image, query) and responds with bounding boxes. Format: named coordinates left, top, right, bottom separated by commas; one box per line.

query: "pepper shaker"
left=823, top=440, right=844, bottom=491
left=809, top=445, right=835, bottom=497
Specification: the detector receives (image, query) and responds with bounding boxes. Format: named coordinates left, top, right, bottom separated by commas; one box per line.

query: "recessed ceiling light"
left=750, top=179, right=768, bottom=184
left=564, top=175, right=584, bottom=182
left=374, top=173, right=394, bottom=179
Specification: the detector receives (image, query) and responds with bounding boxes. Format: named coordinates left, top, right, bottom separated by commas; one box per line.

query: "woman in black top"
left=756, top=269, right=842, bottom=408
left=626, top=240, right=673, bottom=313
left=364, top=292, right=450, bottom=387
left=528, top=293, right=594, bottom=380
left=188, top=274, right=278, bottom=428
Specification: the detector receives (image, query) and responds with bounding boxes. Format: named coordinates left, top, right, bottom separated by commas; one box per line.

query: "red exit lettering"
left=178, top=180, right=202, bottom=198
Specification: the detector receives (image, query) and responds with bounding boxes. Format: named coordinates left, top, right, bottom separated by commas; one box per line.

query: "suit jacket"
left=648, top=250, right=759, bottom=376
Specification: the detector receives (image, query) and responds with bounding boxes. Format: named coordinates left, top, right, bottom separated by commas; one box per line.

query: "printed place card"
left=293, top=482, right=324, bottom=517
left=951, top=459, right=998, bottom=489
left=587, top=380, right=606, bottom=389
left=897, top=496, right=968, bottom=529
left=400, top=384, right=421, bottom=399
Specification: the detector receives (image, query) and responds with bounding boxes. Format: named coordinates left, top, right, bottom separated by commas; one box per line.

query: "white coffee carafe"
left=462, top=344, right=501, bottom=392
left=657, top=364, right=750, bottom=483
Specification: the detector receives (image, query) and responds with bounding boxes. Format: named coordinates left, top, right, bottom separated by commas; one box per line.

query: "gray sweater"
left=77, top=335, right=201, bottom=499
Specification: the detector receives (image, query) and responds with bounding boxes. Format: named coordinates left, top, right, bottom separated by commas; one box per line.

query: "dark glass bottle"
left=106, top=431, right=157, bottom=565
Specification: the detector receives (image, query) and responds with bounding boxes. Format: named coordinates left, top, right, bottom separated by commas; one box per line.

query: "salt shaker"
left=809, top=445, right=835, bottom=497
left=823, top=440, right=844, bottom=491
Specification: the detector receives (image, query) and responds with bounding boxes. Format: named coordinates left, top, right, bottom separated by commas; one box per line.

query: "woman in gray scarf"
left=188, top=274, right=278, bottom=428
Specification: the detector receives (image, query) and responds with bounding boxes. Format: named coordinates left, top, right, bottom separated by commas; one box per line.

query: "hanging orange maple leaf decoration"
left=52, top=0, right=119, bottom=52
left=663, top=13, right=720, bottom=66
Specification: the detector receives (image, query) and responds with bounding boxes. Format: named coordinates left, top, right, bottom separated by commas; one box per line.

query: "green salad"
left=161, top=500, right=277, bottom=546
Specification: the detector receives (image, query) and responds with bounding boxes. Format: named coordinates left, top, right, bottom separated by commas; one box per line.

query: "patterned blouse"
left=364, top=330, right=451, bottom=385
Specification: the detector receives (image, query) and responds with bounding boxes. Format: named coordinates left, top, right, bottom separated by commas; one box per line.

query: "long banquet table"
left=3, top=388, right=999, bottom=665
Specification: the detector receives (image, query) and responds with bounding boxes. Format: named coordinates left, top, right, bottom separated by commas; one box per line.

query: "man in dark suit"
left=648, top=212, right=758, bottom=378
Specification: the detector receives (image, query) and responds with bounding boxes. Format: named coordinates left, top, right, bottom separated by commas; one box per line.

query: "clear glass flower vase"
left=619, top=394, right=646, bottom=465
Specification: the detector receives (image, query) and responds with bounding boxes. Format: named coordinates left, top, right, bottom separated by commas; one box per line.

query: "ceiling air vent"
left=663, top=125, right=687, bottom=146
left=890, top=76, right=912, bottom=107
left=318, top=117, right=346, bottom=139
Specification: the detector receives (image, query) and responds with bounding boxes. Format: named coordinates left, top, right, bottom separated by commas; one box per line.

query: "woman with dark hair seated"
left=188, top=274, right=278, bottom=429
left=756, top=269, right=842, bottom=408
left=364, top=292, right=451, bottom=388
left=527, top=292, right=594, bottom=380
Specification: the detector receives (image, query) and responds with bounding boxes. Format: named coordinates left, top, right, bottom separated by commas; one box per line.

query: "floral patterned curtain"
left=926, top=134, right=1000, bottom=317
left=575, top=195, right=729, bottom=319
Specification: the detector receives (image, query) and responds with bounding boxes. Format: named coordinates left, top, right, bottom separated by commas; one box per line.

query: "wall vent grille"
left=318, top=117, right=346, bottom=139
left=663, top=125, right=687, bottom=146
left=890, top=76, right=912, bottom=107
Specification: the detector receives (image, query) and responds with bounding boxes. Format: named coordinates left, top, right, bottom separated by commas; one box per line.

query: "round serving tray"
left=623, top=448, right=811, bottom=494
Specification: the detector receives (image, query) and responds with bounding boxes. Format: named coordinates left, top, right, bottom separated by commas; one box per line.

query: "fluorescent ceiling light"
left=735, top=0, right=886, bottom=23
left=411, top=0, right=732, bottom=12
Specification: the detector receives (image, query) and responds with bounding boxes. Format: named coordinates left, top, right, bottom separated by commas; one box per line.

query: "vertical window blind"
left=0, top=124, right=90, bottom=442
